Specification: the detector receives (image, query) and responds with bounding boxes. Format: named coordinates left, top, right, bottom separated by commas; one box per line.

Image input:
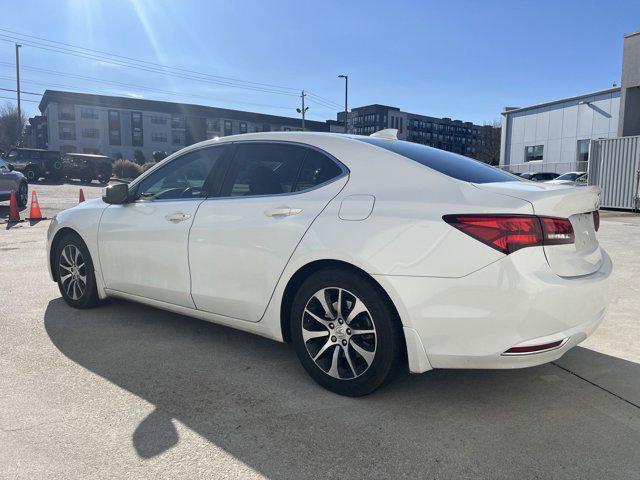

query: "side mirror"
left=102, top=182, right=130, bottom=204
left=7, top=163, right=14, bottom=171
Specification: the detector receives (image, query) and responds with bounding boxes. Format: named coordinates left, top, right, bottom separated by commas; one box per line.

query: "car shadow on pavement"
left=43, top=297, right=640, bottom=478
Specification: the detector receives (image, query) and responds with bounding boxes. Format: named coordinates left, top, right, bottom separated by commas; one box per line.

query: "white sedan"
left=47, top=130, right=611, bottom=396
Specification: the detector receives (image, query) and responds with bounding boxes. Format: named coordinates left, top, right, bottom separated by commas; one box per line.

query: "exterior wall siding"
left=500, top=89, right=621, bottom=173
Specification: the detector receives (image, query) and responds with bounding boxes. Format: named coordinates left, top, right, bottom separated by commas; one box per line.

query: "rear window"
left=356, top=137, right=518, bottom=184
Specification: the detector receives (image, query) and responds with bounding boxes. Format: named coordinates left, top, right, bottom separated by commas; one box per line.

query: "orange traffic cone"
left=79, top=188, right=86, bottom=203
left=26, top=190, right=45, bottom=220
left=7, top=190, right=21, bottom=223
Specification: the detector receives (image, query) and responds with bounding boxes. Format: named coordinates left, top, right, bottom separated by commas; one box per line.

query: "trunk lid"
left=474, top=181, right=602, bottom=277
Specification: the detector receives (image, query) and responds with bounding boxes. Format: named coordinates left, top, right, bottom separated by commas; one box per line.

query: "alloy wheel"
left=18, top=183, right=28, bottom=206
left=59, top=244, right=87, bottom=301
left=302, top=287, right=377, bottom=380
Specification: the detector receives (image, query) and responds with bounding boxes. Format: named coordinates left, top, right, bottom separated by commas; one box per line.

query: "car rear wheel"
left=55, top=233, right=100, bottom=309
left=24, top=166, right=39, bottom=182
left=290, top=268, right=404, bottom=396
left=17, top=181, right=28, bottom=208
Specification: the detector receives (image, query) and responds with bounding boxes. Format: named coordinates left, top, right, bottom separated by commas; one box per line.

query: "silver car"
left=0, top=158, right=28, bottom=208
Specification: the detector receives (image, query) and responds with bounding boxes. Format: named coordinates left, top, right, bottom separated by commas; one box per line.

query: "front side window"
left=525, top=145, right=544, bottom=162
left=135, top=146, right=228, bottom=201
left=0, top=159, right=8, bottom=171
left=224, top=143, right=307, bottom=197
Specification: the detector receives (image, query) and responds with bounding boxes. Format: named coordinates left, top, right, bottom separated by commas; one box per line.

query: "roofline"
left=500, top=87, right=621, bottom=115
left=38, top=89, right=330, bottom=130
left=624, top=29, right=640, bottom=38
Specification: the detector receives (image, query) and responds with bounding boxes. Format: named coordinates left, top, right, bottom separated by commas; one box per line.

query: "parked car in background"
left=519, top=172, right=560, bottom=182
left=545, top=171, right=587, bottom=185
left=62, top=153, right=113, bottom=185
left=4, top=148, right=63, bottom=182
left=0, top=158, right=28, bottom=208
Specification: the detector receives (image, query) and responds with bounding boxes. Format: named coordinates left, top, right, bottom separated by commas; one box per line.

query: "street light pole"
left=338, top=74, right=348, bottom=133
left=15, top=43, right=22, bottom=139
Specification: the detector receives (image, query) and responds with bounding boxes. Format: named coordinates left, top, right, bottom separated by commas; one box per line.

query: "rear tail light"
left=593, top=210, right=600, bottom=231
left=443, top=214, right=574, bottom=255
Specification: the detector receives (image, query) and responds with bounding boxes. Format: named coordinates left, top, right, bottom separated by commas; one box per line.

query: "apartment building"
left=35, top=90, right=328, bottom=160
left=338, top=104, right=498, bottom=163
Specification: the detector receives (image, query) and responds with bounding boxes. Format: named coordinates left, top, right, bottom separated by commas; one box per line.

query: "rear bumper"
left=377, top=247, right=612, bottom=372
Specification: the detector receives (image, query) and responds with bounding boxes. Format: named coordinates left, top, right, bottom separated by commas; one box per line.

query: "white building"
left=499, top=87, right=621, bottom=174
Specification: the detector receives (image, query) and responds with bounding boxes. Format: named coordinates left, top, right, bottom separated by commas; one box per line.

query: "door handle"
left=264, top=207, right=302, bottom=217
left=165, top=212, right=192, bottom=223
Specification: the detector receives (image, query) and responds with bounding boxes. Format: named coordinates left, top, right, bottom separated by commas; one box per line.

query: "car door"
left=98, top=144, right=230, bottom=308
left=189, top=141, right=348, bottom=322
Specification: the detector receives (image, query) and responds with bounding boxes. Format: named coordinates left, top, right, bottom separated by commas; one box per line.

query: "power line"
left=0, top=62, right=339, bottom=115
left=0, top=29, right=344, bottom=109
left=0, top=34, right=300, bottom=97
left=0, top=27, right=300, bottom=93
left=0, top=94, right=38, bottom=103
left=0, top=86, right=41, bottom=96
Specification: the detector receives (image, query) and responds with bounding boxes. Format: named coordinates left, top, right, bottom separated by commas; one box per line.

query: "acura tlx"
left=47, top=129, right=611, bottom=396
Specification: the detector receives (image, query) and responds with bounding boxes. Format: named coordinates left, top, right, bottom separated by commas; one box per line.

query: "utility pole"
left=338, top=74, right=348, bottom=133
left=296, top=90, right=308, bottom=131
left=15, top=43, right=22, bottom=140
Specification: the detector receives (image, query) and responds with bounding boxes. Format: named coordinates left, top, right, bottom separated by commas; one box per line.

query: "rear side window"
left=356, top=137, right=518, bottom=184
left=293, top=149, right=343, bottom=192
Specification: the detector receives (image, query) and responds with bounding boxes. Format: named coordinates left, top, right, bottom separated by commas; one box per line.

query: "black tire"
left=55, top=232, right=100, bottom=309
left=97, top=175, right=110, bottom=185
left=290, top=268, right=404, bottom=396
left=23, top=166, right=39, bottom=182
left=16, top=181, right=28, bottom=208
left=81, top=176, right=93, bottom=184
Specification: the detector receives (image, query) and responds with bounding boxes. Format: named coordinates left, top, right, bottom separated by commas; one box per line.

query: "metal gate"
left=588, top=136, right=640, bottom=210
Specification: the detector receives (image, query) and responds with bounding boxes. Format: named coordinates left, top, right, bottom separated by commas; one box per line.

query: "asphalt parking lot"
left=1, top=189, right=640, bottom=479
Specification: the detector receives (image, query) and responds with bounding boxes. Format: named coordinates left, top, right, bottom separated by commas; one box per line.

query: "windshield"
left=356, top=137, right=518, bottom=184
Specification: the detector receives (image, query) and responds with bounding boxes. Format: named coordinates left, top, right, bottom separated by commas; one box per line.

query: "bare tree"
left=0, top=103, right=26, bottom=152
left=476, top=120, right=501, bottom=165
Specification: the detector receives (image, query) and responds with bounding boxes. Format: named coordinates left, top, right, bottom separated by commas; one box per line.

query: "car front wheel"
left=55, top=233, right=100, bottom=309
left=17, top=181, right=28, bottom=208
left=290, top=268, right=404, bottom=396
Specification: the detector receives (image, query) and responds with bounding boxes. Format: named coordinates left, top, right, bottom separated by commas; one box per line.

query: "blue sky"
left=1, top=0, right=638, bottom=124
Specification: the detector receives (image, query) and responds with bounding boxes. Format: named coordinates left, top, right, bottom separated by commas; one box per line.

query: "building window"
left=152, top=132, right=167, bottom=142
left=131, top=111, right=143, bottom=147
left=239, top=122, right=248, bottom=134
left=80, top=108, right=99, bottom=120
left=171, top=115, right=185, bottom=129
left=262, top=124, right=271, bottom=132
left=58, top=104, right=75, bottom=121
left=151, top=115, right=167, bottom=125
left=577, top=139, right=590, bottom=163
left=206, top=118, right=220, bottom=131
left=525, top=145, right=544, bottom=162
left=59, top=122, right=76, bottom=140
left=224, top=120, right=233, bottom=136
left=81, top=128, right=99, bottom=139
left=172, top=131, right=183, bottom=146
left=108, top=110, right=121, bottom=145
